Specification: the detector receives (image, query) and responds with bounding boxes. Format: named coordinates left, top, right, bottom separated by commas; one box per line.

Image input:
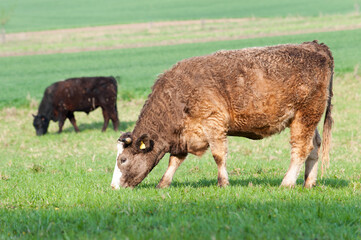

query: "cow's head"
left=32, top=114, right=50, bottom=136
left=111, top=132, right=165, bottom=189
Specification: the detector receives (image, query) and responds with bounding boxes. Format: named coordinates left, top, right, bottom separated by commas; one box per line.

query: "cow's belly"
left=225, top=81, right=296, bottom=139
left=228, top=107, right=295, bottom=139
left=61, top=99, right=98, bottom=113
left=74, top=106, right=98, bottom=113
left=227, top=130, right=264, bottom=140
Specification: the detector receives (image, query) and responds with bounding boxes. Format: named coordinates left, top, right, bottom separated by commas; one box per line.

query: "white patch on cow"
left=111, top=142, right=124, bottom=190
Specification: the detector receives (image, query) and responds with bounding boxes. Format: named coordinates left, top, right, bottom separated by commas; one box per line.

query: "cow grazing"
left=33, top=76, right=119, bottom=136
left=111, top=40, right=334, bottom=189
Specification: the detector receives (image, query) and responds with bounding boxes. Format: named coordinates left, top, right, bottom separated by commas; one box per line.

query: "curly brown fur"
left=113, top=41, right=334, bottom=188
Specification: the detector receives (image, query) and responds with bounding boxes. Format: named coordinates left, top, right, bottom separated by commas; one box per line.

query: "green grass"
left=2, top=14, right=361, bottom=56
left=1, top=28, right=361, bottom=109
left=1, top=0, right=361, bottom=33
left=1, top=72, right=361, bottom=239
left=1, top=5, right=361, bottom=238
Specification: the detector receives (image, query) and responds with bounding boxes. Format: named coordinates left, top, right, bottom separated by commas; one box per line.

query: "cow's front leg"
left=67, top=112, right=80, bottom=132
left=58, top=114, right=67, bottom=133
left=209, top=135, right=229, bottom=187
left=157, top=154, right=186, bottom=188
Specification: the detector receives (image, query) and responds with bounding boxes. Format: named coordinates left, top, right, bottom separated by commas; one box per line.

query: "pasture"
left=2, top=28, right=361, bottom=109
left=1, top=0, right=361, bottom=33
left=1, top=73, right=361, bottom=239
left=1, top=1, right=361, bottom=239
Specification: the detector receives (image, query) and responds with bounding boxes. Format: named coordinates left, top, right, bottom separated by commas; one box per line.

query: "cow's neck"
left=38, top=97, right=53, bottom=120
left=132, top=76, right=183, bottom=154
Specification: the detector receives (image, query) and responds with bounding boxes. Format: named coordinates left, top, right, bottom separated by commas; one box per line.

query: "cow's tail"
left=321, top=71, right=334, bottom=178
left=112, top=76, right=119, bottom=115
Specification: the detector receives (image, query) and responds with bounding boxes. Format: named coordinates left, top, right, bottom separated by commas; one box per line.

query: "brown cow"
left=111, top=40, right=333, bottom=189
left=33, top=76, right=119, bottom=135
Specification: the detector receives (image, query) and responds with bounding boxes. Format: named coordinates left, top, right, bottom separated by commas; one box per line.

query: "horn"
left=118, top=136, right=132, bottom=144
left=124, top=137, right=132, bottom=144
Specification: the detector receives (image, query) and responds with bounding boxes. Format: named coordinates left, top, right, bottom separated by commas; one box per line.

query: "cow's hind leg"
left=67, top=112, right=80, bottom=133
left=101, top=107, right=110, bottom=132
left=157, top=154, right=187, bottom=188
left=304, top=129, right=321, bottom=188
left=111, top=117, right=119, bottom=131
left=281, top=112, right=318, bottom=187
left=110, top=106, right=119, bottom=131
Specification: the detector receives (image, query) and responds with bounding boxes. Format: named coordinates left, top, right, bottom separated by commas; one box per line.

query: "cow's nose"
left=111, top=183, right=120, bottom=190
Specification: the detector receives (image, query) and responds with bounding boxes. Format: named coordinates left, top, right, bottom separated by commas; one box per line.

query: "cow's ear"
left=32, top=114, right=36, bottom=118
left=136, top=134, right=154, bottom=153
left=118, top=132, right=133, bottom=148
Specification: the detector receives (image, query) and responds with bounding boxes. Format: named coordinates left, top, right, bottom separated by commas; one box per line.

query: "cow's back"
left=160, top=41, right=333, bottom=139
left=52, top=77, right=117, bottom=113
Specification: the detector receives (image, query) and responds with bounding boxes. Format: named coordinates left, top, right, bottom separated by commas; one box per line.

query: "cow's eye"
left=120, top=157, right=127, bottom=164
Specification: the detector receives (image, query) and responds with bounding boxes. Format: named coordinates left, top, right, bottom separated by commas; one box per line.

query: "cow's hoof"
left=280, top=182, right=296, bottom=188
left=156, top=182, right=170, bottom=189
left=303, top=181, right=316, bottom=189
left=217, top=178, right=229, bottom=188
left=111, top=184, right=120, bottom=190
left=280, top=177, right=297, bottom=188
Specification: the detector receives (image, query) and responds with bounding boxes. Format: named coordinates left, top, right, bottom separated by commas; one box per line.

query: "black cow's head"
left=32, top=114, right=50, bottom=136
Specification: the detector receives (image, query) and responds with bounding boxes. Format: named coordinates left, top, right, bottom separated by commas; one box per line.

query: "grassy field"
left=2, top=14, right=361, bottom=57
left=1, top=27, right=361, bottom=109
left=1, top=72, right=361, bottom=238
left=1, top=1, right=361, bottom=239
left=1, top=0, right=361, bottom=33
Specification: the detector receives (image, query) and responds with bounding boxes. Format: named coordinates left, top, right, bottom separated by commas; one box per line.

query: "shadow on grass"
left=59, top=120, right=135, bottom=133
left=138, top=178, right=281, bottom=189
left=319, top=178, right=349, bottom=188
left=137, top=177, right=349, bottom=189
left=3, top=199, right=360, bottom=240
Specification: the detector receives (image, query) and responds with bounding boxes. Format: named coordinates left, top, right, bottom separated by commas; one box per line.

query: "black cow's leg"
left=101, top=107, right=110, bottom=132
left=108, top=105, right=119, bottom=131
left=67, top=112, right=80, bottom=133
left=157, top=154, right=187, bottom=188
left=58, top=114, right=66, bottom=133
left=112, top=104, right=119, bottom=131
left=111, top=114, right=119, bottom=132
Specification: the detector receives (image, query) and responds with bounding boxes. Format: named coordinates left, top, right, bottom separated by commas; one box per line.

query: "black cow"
left=33, top=76, right=119, bottom=136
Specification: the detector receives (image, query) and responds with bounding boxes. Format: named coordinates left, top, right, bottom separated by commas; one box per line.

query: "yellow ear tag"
left=140, top=141, right=146, bottom=150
